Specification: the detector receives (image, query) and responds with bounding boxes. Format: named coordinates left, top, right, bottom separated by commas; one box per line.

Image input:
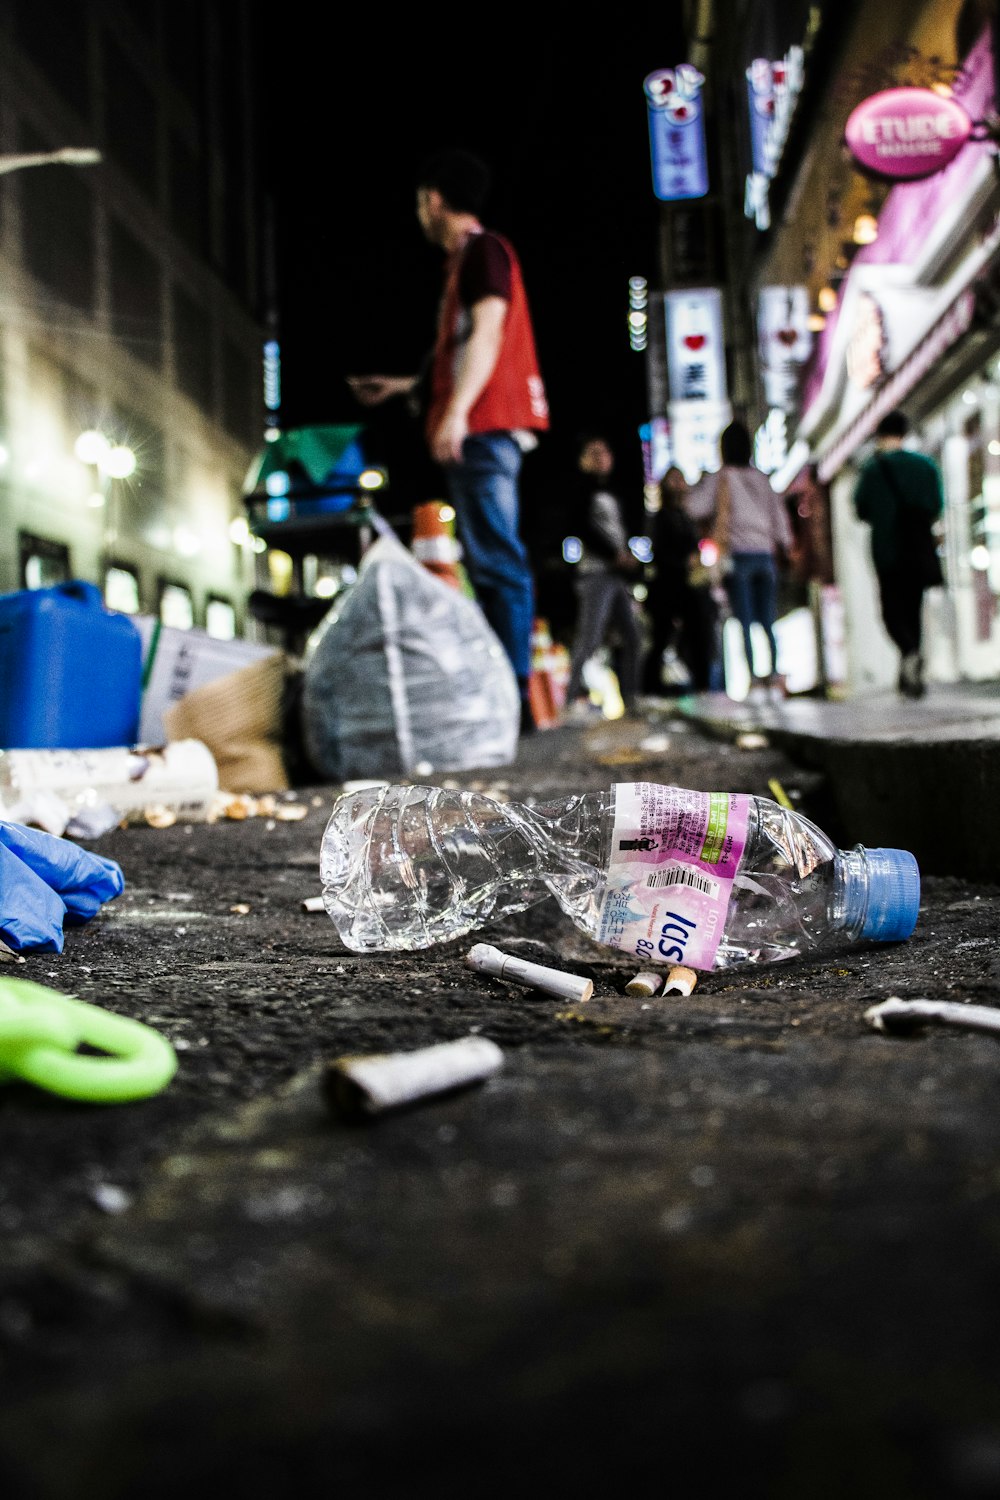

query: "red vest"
left=426, top=230, right=549, bottom=439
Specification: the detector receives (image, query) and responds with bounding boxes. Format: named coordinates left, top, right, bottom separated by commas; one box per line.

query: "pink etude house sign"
left=845, top=87, right=973, bottom=181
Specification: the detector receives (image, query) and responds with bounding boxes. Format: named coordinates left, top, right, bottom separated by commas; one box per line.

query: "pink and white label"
left=844, top=88, right=972, bottom=182
left=597, top=783, right=750, bottom=970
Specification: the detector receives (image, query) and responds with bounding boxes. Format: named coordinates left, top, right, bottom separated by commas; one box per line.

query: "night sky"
left=262, top=5, right=686, bottom=617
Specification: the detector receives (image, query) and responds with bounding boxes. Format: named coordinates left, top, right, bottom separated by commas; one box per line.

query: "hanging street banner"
left=758, top=285, right=812, bottom=411
left=644, top=65, right=709, bottom=202
left=845, top=87, right=973, bottom=181
left=663, top=287, right=730, bottom=477
left=744, top=45, right=806, bottom=230
left=665, top=287, right=727, bottom=403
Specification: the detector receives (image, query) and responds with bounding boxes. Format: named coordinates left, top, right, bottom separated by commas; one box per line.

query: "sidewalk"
left=676, top=680, right=1000, bottom=877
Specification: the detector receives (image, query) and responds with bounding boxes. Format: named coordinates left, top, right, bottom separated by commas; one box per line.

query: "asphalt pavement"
left=2, top=704, right=1000, bottom=1499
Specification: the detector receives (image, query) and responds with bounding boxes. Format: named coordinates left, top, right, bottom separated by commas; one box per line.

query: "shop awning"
left=815, top=290, right=976, bottom=483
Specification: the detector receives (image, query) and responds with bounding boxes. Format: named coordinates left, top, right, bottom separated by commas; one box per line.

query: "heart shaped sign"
left=684, top=334, right=706, bottom=351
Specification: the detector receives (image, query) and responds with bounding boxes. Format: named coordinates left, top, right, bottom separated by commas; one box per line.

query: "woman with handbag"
left=687, top=420, right=794, bottom=698
left=852, top=410, right=944, bottom=699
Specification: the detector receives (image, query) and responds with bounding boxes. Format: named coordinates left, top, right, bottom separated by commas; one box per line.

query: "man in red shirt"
left=350, top=150, right=549, bottom=732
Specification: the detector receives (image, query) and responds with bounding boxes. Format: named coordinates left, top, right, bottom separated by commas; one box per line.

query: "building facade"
left=692, top=0, right=1000, bottom=694
left=0, top=0, right=267, bottom=635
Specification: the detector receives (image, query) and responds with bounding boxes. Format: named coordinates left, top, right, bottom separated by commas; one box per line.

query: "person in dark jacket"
left=563, top=435, right=643, bottom=715
left=853, top=409, right=944, bottom=698
left=643, top=466, right=719, bottom=694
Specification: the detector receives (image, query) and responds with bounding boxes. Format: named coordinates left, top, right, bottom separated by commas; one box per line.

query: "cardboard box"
left=136, top=618, right=279, bottom=746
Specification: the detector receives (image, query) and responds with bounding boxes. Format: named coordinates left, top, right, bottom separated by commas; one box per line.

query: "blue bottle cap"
left=860, top=848, right=920, bottom=942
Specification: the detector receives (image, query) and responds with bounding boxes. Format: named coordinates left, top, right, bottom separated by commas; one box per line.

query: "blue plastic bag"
left=0, top=821, right=125, bottom=953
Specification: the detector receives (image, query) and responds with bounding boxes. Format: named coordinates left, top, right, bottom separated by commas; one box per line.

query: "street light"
left=104, top=445, right=136, bottom=480
left=74, top=429, right=110, bottom=466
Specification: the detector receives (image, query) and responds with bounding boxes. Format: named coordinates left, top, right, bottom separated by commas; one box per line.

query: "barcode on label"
left=646, top=864, right=718, bottom=898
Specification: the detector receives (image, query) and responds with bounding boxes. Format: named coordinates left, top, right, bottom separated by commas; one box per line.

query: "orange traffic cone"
left=528, top=618, right=561, bottom=729
left=410, top=502, right=467, bottom=591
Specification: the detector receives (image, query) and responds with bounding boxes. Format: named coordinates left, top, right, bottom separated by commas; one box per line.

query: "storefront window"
left=205, top=597, right=236, bottom=640
left=104, top=564, right=141, bottom=614
left=918, top=377, right=1000, bottom=679
left=159, top=581, right=194, bottom=630
left=20, top=533, right=69, bottom=590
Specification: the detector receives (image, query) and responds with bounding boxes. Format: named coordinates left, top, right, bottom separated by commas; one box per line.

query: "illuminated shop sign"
left=665, top=288, right=726, bottom=403
left=754, top=409, right=789, bottom=475
left=663, top=288, right=730, bottom=478
left=263, top=339, right=281, bottom=411
left=845, top=88, right=973, bottom=181
left=644, top=65, right=709, bottom=202
left=757, top=285, right=812, bottom=411
left=744, top=45, right=805, bottom=230
left=639, top=416, right=672, bottom=484
left=846, top=291, right=888, bottom=390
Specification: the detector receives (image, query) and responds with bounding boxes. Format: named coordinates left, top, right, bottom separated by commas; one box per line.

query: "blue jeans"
left=444, top=431, right=535, bottom=683
left=726, top=551, right=779, bottom=677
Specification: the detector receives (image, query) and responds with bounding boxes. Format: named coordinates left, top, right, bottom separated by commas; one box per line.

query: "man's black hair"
left=415, top=149, right=491, bottom=214
left=876, top=409, right=910, bottom=439
left=720, top=420, right=753, bottom=467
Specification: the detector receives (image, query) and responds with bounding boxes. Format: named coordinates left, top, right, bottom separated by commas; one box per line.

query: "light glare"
left=104, top=445, right=136, bottom=478
left=75, top=430, right=110, bottom=465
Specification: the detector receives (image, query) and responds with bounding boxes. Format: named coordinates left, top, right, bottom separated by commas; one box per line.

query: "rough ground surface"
left=2, top=711, right=1000, bottom=1499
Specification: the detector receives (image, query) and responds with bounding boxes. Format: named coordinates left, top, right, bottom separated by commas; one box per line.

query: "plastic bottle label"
left=598, top=783, right=750, bottom=969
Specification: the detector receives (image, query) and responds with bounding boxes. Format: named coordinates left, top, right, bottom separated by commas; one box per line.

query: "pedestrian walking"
left=643, top=466, right=719, bottom=695
left=563, top=435, right=643, bottom=717
left=348, top=148, right=549, bottom=735
left=687, top=420, right=794, bottom=698
left=852, top=409, right=944, bottom=698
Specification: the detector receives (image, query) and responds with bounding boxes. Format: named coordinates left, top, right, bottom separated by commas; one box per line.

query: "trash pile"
left=302, top=536, right=519, bottom=781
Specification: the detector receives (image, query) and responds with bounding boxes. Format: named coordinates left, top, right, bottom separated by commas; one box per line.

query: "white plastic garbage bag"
left=302, top=537, right=519, bottom=780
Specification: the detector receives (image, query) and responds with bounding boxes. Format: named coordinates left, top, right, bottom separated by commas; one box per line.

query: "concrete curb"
left=677, top=692, right=1000, bottom=880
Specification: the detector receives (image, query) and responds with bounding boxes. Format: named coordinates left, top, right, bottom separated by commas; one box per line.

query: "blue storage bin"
left=0, top=581, right=143, bottom=749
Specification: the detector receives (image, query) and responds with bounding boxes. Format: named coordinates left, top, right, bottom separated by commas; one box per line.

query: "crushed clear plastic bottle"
left=320, top=782, right=920, bottom=969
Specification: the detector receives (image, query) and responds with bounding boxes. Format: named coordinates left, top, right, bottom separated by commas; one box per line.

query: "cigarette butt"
left=625, top=971, right=664, bottom=997
left=866, top=997, right=1000, bottom=1037
left=229, top=903, right=251, bottom=915
left=465, top=943, right=593, bottom=1003
left=275, top=803, right=308, bottom=821
left=302, top=895, right=325, bottom=912
left=663, top=965, right=697, bottom=997
left=323, top=1034, right=504, bottom=1119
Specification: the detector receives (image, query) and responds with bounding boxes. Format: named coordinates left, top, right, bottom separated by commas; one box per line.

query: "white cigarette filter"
left=324, top=1035, right=504, bottom=1118
left=663, top=965, right=698, bottom=997
left=625, top=971, right=664, bottom=997
left=465, top=943, right=593, bottom=1003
